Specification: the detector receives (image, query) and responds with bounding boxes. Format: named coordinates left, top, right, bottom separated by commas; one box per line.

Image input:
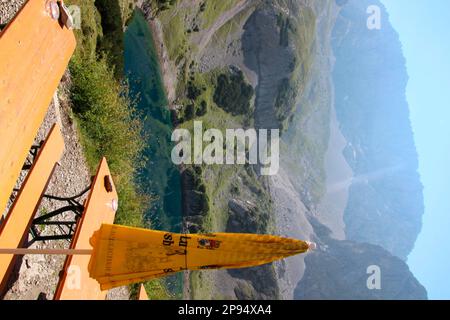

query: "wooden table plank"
left=0, top=123, right=65, bottom=292
left=55, top=158, right=118, bottom=300
left=0, top=0, right=76, bottom=215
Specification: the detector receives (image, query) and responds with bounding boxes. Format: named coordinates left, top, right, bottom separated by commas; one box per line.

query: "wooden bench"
left=0, top=123, right=65, bottom=293
left=0, top=0, right=76, bottom=215
left=54, top=158, right=118, bottom=300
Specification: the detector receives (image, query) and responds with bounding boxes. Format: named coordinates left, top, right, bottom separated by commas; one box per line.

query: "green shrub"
left=70, top=55, right=148, bottom=227
left=184, top=104, right=195, bottom=121
left=196, top=100, right=208, bottom=117
left=187, top=81, right=203, bottom=100
left=213, top=70, right=254, bottom=116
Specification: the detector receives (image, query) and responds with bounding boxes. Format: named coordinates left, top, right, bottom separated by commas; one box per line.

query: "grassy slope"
left=153, top=0, right=242, bottom=62
left=178, top=70, right=248, bottom=231
left=200, top=0, right=243, bottom=30
left=210, top=4, right=255, bottom=46
left=158, top=9, right=191, bottom=63
left=65, top=0, right=170, bottom=299
left=177, top=70, right=274, bottom=299
left=275, top=5, right=317, bottom=130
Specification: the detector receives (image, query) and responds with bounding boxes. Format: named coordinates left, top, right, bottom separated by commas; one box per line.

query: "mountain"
left=294, top=218, right=427, bottom=300
left=332, top=0, right=424, bottom=259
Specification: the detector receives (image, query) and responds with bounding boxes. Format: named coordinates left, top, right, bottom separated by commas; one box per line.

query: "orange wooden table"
left=0, top=0, right=76, bottom=215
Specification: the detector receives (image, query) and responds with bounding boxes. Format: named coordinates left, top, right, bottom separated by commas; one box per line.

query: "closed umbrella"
left=87, top=224, right=313, bottom=290
left=0, top=223, right=315, bottom=290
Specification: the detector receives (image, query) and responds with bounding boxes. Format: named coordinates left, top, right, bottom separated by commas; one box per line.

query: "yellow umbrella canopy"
left=88, top=224, right=312, bottom=290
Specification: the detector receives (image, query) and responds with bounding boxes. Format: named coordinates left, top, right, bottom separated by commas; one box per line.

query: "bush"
left=183, top=166, right=209, bottom=216
left=70, top=55, right=148, bottom=227
left=196, top=100, right=208, bottom=117
left=213, top=70, right=254, bottom=116
left=184, top=104, right=195, bottom=121
left=187, top=81, right=203, bottom=100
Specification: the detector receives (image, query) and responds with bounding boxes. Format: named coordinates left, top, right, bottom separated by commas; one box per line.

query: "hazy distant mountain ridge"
left=294, top=218, right=427, bottom=300
left=332, top=0, right=424, bottom=259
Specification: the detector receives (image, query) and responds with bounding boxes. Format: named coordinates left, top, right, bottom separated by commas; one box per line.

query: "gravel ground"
left=0, top=0, right=26, bottom=26
left=1, top=1, right=130, bottom=300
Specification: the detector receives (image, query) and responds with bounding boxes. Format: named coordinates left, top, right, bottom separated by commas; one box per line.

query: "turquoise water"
left=124, top=10, right=183, bottom=297
left=124, top=10, right=182, bottom=233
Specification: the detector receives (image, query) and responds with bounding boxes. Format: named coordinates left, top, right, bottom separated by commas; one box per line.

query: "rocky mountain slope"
left=295, top=218, right=427, bottom=300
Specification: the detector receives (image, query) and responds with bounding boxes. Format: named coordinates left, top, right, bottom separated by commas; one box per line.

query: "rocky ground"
left=0, top=0, right=25, bottom=26
left=1, top=1, right=129, bottom=300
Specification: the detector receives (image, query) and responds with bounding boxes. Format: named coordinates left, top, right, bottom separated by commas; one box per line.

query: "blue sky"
left=381, top=0, right=450, bottom=299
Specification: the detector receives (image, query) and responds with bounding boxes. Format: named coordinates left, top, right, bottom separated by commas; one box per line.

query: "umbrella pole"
left=0, top=248, right=93, bottom=255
